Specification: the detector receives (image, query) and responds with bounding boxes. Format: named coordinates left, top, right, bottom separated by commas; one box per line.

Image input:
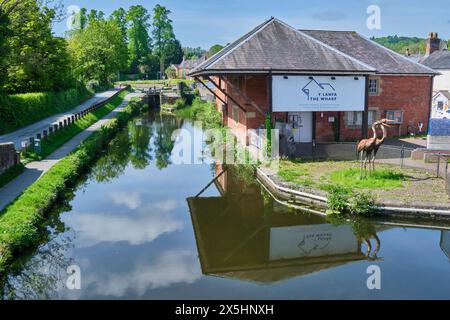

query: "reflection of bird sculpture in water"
left=357, top=119, right=392, bottom=178
left=363, top=234, right=381, bottom=260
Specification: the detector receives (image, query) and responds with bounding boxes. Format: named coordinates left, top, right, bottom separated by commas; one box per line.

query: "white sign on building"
left=272, top=75, right=366, bottom=112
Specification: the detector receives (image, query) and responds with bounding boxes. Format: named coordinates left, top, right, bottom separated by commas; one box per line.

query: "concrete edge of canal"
left=255, top=167, right=450, bottom=221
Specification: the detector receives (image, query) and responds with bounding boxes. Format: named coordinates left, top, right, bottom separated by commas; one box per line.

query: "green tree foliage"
left=207, top=44, right=224, bottom=57
left=183, top=47, right=206, bottom=60
left=126, top=5, right=151, bottom=72
left=372, top=35, right=426, bottom=55
left=68, top=13, right=128, bottom=87
left=152, top=5, right=180, bottom=74
left=1, top=0, right=74, bottom=93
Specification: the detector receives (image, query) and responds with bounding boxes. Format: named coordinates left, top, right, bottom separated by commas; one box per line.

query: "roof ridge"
left=191, top=17, right=275, bottom=74
left=274, top=18, right=376, bottom=71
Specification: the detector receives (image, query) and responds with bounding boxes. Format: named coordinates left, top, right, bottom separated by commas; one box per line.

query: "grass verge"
left=0, top=100, right=146, bottom=273
left=22, top=88, right=131, bottom=163
left=0, top=164, right=25, bottom=189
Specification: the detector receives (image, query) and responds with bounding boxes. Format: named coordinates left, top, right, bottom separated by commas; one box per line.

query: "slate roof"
left=190, top=18, right=439, bottom=77
left=420, top=50, right=450, bottom=69
left=301, top=30, right=438, bottom=75
left=189, top=18, right=376, bottom=76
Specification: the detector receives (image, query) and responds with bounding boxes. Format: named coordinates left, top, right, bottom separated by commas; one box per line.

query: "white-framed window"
left=368, top=79, right=379, bottom=94
left=437, top=101, right=444, bottom=110
left=386, top=110, right=403, bottom=124
left=346, top=110, right=377, bottom=127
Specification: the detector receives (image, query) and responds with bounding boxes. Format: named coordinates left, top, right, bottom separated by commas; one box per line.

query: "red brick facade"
left=214, top=74, right=433, bottom=143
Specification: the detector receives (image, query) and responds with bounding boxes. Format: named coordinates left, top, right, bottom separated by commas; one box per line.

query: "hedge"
left=0, top=86, right=94, bottom=135
left=0, top=99, right=146, bottom=273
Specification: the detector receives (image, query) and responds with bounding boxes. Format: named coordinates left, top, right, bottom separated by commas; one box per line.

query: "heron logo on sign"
left=301, top=78, right=337, bottom=102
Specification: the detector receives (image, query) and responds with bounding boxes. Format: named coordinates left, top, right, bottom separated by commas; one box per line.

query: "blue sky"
left=54, top=0, right=450, bottom=48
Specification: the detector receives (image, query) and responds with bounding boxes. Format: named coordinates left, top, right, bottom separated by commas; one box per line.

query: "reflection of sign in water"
left=297, top=232, right=331, bottom=255
left=269, top=224, right=358, bottom=260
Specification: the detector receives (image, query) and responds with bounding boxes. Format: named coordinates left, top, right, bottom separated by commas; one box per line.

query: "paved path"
left=0, top=88, right=120, bottom=149
left=0, top=92, right=144, bottom=212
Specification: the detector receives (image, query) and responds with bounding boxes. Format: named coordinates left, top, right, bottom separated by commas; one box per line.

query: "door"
left=288, top=112, right=313, bottom=143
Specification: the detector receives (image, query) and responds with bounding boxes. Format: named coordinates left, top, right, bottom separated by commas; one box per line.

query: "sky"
left=53, top=0, right=450, bottom=49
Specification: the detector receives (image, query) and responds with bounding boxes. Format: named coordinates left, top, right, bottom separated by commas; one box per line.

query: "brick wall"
left=214, top=74, right=433, bottom=143
left=0, top=142, right=19, bottom=174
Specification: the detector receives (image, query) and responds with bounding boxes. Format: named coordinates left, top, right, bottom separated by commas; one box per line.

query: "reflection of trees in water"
left=154, top=115, right=178, bottom=170
left=1, top=198, right=76, bottom=300
left=91, top=118, right=154, bottom=182
left=129, top=121, right=152, bottom=169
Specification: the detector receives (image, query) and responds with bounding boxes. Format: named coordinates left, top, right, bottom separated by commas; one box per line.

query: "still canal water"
left=2, top=111, right=450, bottom=299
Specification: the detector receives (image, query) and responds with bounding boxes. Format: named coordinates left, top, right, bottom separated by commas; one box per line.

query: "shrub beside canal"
left=0, top=100, right=146, bottom=273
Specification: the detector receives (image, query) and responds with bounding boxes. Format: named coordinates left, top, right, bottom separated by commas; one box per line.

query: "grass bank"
left=277, top=159, right=449, bottom=212
left=22, top=88, right=131, bottom=163
left=0, top=100, right=146, bottom=273
left=0, top=87, right=94, bottom=135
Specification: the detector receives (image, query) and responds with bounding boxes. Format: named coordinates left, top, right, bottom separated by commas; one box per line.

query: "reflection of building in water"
left=440, top=231, right=450, bottom=260
left=187, top=166, right=370, bottom=283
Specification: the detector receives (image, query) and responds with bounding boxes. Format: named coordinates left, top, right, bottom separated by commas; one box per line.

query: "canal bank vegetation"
left=22, top=88, right=132, bottom=163
left=277, top=159, right=450, bottom=212
left=0, top=99, right=146, bottom=273
left=0, top=87, right=94, bottom=135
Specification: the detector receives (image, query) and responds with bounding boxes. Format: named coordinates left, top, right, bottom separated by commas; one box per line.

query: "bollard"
left=63, top=119, right=67, bottom=126
left=437, top=154, right=441, bottom=178
left=36, top=133, right=41, bottom=140
left=67, top=117, right=71, bottom=125
left=43, top=130, right=47, bottom=139
left=400, top=145, right=405, bottom=169
left=71, top=115, right=75, bottom=123
left=53, top=124, right=58, bottom=132
left=59, top=121, right=63, bottom=129
left=49, top=126, right=53, bottom=135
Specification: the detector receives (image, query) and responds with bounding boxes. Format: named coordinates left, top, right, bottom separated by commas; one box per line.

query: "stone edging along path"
left=0, top=90, right=142, bottom=212
left=256, top=167, right=450, bottom=221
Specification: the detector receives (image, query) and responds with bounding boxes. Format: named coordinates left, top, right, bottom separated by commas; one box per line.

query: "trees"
left=207, top=44, right=224, bottom=57
left=68, top=12, right=128, bottom=87
left=0, top=0, right=74, bottom=93
left=126, top=5, right=151, bottom=73
left=152, top=5, right=177, bottom=77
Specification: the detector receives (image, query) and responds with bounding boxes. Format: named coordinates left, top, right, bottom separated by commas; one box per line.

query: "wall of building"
left=433, top=70, right=450, bottom=91
left=214, top=74, right=433, bottom=143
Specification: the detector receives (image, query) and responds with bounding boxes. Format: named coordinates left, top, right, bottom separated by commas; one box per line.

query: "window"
left=368, top=79, right=379, bottom=94
left=437, top=101, right=444, bottom=110
left=346, top=110, right=377, bottom=127
left=232, top=105, right=239, bottom=123
left=386, top=110, right=403, bottom=124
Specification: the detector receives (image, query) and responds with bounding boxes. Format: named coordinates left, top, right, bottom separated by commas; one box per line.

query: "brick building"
left=189, top=18, right=438, bottom=146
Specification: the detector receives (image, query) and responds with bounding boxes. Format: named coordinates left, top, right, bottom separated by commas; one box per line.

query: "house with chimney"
left=420, top=32, right=450, bottom=92
left=189, top=18, right=438, bottom=146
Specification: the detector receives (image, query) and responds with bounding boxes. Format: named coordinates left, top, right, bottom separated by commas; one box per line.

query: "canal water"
left=2, top=111, right=450, bottom=299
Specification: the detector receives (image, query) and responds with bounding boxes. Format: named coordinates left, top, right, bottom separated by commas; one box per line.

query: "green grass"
left=0, top=99, right=146, bottom=273
left=22, top=88, right=131, bottom=162
left=278, top=166, right=314, bottom=187
left=329, top=168, right=405, bottom=190
left=0, top=87, right=94, bottom=135
left=0, top=164, right=25, bottom=189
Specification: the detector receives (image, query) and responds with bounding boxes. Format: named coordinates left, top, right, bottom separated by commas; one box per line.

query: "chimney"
left=426, top=32, right=440, bottom=56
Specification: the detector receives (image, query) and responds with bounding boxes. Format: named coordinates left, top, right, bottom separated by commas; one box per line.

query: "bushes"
left=0, top=86, right=94, bottom=134
left=326, top=184, right=377, bottom=217
left=0, top=99, right=145, bottom=273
